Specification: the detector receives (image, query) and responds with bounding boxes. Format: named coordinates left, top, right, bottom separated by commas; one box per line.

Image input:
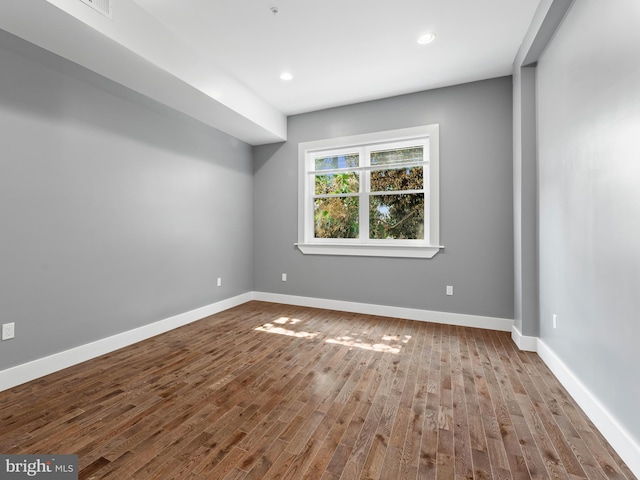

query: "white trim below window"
left=294, top=243, right=443, bottom=258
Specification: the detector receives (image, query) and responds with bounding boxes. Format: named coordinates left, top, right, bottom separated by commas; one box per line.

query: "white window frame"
left=296, top=124, right=442, bottom=258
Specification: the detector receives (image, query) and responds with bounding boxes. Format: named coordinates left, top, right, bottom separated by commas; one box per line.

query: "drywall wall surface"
left=537, top=0, right=640, bottom=444
left=0, top=31, right=253, bottom=369
left=254, top=77, right=514, bottom=320
left=513, top=66, right=540, bottom=337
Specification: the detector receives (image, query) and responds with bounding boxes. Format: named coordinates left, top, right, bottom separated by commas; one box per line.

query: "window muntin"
left=297, top=125, right=440, bottom=258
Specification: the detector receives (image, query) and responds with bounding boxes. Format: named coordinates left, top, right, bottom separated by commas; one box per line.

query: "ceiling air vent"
left=78, top=0, right=112, bottom=19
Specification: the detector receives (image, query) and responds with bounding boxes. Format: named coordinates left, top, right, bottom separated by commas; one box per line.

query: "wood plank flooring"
left=0, top=301, right=635, bottom=479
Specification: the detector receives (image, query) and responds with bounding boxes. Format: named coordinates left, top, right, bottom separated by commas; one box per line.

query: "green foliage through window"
left=310, top=143, right=427, bottom=241
left=370, top=167, right=423, bottom=192
left=369, top=194, right=424, bottom=239
left=315, top=172, right=359, bottom=195
left=314, top=197, right=359, bottom=238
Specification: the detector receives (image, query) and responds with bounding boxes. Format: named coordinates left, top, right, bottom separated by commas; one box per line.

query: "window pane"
left=369, top=193, right=424, bottom=239
left=370, top=146, right=423, bottom=166
left=314, top=153, right=359, bottom=171
left=370, top=166, right=423, bottom=192
left=315, top=172, right=359, bottom=195
left=314, top=197, right=359, bottom=238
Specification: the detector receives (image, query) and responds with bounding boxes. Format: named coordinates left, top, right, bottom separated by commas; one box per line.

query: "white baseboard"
left=537, top=340, right=640, bottom=478
left=0, top=292, right=252, bottom=392
left=251, top=292, right=514, bottom=332
left=511, top=325, right=538, bottom=351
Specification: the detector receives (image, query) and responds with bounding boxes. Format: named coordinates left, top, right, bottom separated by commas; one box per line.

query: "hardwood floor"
left=0, top=301, right=635, bottom=479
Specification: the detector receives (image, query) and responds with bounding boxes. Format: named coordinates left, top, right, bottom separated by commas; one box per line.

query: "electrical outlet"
left=2, top=323, right=15, bottom=341
left=217, top=277, right=222, bottom=287
left=282, top=273, right=287, bottom=282
left=552, top=314, right=557, bottom=329
left=446, top=285, right=454, bottom=296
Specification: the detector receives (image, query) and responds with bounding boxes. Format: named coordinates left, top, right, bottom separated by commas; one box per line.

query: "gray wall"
left=254, top=77, right=515, bottom=320
left=512, top=0, right=574, bottom=341
left=0, top=31, right=253, bottom=370
left=513, top=66, right=539, bottom=337
left=537, top=0, right=640, bottom=444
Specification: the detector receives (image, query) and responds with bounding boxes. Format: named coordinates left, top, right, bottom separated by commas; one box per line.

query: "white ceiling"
left=0, top=0, right=542, bottom=144
left=133, top=0, right=541, bottom=115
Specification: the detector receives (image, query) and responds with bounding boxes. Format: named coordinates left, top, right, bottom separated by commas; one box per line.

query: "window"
left=297, top=125, right=441, bottom=258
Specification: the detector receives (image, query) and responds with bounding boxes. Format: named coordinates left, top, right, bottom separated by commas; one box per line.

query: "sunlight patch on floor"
left=254, top=324, right=318, bottom=339
left=254, top=317, right=318, bottom=339
left=254, top=317, right=412, bottom=354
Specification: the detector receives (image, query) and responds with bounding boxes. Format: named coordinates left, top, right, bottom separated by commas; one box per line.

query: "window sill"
left=295, top=243, right=443, bottom=259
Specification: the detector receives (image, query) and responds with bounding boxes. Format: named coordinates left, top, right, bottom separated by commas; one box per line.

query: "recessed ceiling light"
left=417, top=33, right=436, bottom=45
left=280, top=72, right=293, bottom=81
